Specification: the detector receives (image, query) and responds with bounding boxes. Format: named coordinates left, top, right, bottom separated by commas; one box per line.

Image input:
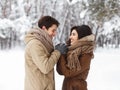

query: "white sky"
left=0, top=47, right=120, bottom=90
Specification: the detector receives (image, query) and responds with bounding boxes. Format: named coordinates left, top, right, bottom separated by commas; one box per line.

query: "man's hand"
left=55, top=43, right=68, bottom=54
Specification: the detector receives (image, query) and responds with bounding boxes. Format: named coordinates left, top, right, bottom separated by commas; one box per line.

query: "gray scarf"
left=28, top=28, right=54, bottom=53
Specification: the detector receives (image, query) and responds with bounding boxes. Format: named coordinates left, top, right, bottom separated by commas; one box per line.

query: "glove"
left=55, top=43, right=68, bottom=54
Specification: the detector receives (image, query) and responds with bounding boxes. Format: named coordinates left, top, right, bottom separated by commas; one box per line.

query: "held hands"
left=55, top=43, right=68, bottom=54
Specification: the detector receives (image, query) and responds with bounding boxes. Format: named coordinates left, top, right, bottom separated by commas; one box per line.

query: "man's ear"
left=42, top=26, right=47, bottom=30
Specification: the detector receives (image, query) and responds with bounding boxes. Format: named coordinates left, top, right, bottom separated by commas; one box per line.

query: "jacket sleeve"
left=56, top=53, right=93, bottom=77
left=56, top=55, right=66, bottom=75
left=29, top=41, right=61, bottom=74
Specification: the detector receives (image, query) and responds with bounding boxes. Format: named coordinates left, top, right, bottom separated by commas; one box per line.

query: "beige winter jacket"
left=24, top=32, right=60, bottom=90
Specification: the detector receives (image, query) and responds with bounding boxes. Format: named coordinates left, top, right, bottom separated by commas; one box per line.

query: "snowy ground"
left=0, top=47, right=120, bottom=90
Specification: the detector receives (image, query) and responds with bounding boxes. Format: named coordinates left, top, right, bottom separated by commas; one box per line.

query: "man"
left=24, top=16, right=67, bottom=90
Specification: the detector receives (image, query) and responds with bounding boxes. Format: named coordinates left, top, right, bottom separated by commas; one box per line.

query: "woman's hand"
left=55, top=43, right=68, bottom=54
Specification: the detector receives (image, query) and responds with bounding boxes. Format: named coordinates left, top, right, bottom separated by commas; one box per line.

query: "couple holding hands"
left=24, top=16, right=95, bottom=90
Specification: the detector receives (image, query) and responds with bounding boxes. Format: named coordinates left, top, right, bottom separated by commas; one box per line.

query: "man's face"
left=44, top=24, right=58, bottom=39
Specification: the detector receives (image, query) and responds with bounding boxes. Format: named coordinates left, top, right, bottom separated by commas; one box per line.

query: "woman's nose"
left=69, top=35, right=72, bottom=39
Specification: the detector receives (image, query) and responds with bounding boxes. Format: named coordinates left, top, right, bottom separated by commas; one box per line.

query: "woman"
left=56, top=25, right=95, bottom=90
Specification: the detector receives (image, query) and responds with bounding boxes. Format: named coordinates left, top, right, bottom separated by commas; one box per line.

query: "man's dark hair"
left=38, top=16, right=59, bottom=29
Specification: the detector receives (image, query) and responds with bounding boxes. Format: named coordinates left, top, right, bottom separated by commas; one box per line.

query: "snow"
left=0, top=47, right=120, bottom=90
left=80, top=9, right=88, bottom=19
left=87, top=48, right=120, bottom=90
left=0, top=47, right=24, bottom=90
left=103, top=15, right=120, bottom=35
left=66, top=0, right=81, bottom=5
left=0, top=19, right=15, bottom=30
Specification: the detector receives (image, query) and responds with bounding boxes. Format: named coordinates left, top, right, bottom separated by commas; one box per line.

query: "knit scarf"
left=66, top=34, right=95, bottom=71
left=28, top=28, right=54, bottom=53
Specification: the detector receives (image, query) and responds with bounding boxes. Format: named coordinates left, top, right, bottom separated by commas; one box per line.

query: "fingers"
left=56, top=43, right=66, bottom=47
left=55, top=43, right=68, bottom=54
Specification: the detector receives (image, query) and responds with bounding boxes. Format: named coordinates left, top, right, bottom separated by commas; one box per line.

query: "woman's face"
left=69, top=29, right=78, bottom=45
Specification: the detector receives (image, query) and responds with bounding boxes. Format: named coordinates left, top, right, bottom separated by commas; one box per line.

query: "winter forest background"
left=0, top=0, right=120, bottom=90
left=0, top=0, right=120, bottom=49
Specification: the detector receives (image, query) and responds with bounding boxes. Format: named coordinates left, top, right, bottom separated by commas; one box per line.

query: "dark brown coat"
left=56, top=52, right=93, bottom=90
